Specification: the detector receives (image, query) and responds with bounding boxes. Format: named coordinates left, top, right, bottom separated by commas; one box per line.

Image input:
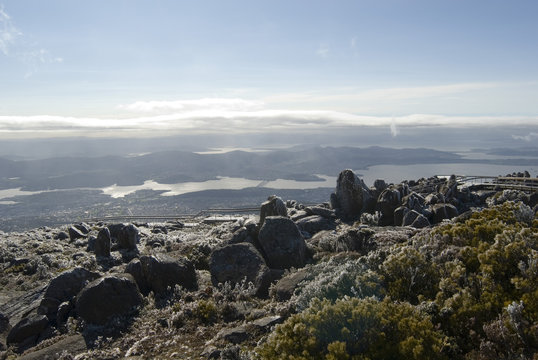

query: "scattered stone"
left=73, top=223, right=91, bottom=235
left=126, top=254, right=197, bottom=295
left=75, top=274, right=143, bottom=325
left=217, top=325, right=249, bottom=344
left=68, top=226, right=86, bottom=242
left=271, top=269, right=309, bottom=301
left=209, top=243, right=271, bottom=298
left=304, top=205, right=336, bottom=219
left=258, top=216, right=307, bottom=270
left=55, top=231, right=69, bottom=240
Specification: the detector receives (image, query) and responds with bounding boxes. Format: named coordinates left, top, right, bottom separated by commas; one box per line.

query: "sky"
left=0, top=0, right=537, bottom=141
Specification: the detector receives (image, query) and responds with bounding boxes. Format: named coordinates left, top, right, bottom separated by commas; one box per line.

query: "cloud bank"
left=1, top=98, right=537, bottom=138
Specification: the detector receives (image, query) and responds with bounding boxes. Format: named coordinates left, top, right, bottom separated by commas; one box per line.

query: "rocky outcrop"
left=331, top=169, right=373, bottom=221
left=209, top=243, right=272, bottom=297
left=75, top=274, right=143, bottom=325
left=126, top=254, right=197, bottom=295
left=258, top=216, right=307, bottom=270
left=259, top=195, right=287, bottom=227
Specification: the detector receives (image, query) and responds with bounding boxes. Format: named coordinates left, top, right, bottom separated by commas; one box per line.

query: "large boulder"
left=332, top=169, right=373, bottom=221
left=94, top=228, right=111, bottom=257
left=431, top=203, right=459, bottom=224
left=376, top=188, right=402, bottom=226
left=402, top=192, right=425, bottom=213
left=108, top=223, right=139, bottom=250
left=209, top=243, right=272, bottom=298
left=126, top=254, right=197, bottom=295
left=258, top=216, right=307, bottom=270
left=75, top=274, right=143, bottom=325
left=6, top=314, right=48, bottom=348
left=37, top=267, right=100, bottom=322
left=334, top=228, right=376, bottom=254
left=295, top=215, right=336, bottom=236
left=259, top=195, right=287, bottom=227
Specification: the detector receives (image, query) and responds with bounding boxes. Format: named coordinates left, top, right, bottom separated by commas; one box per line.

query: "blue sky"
left=0, top=0, right=537, bottom=139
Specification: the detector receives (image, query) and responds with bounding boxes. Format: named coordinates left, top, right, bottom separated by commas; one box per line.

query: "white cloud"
left=0, top=5, right=62, bottom=76
left=118, top=98, right=264, bottom=113
left=1, top=99, right=537, bottom=139
left=0, top=4, right=22, bottom=55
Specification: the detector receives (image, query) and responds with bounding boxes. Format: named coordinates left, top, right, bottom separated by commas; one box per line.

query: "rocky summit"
left=0, top=170, right=537, bottom=359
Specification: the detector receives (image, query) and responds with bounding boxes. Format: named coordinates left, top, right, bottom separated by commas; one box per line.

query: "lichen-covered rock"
left=258, top=216, right=307, bottom=270
left=108, top=223, right=139, bottom=250
left=209, top=243, right=271, bottom=298
left=126, top=254, right=197, bottom=295
left=75, top=274, right=143, bottom=325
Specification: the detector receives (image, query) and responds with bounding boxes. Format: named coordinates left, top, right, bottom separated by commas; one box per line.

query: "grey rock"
left=95, top=227, right=111, bottom=257
left=296, top=215, right=336, bottom=236
left=38, top=267, right=100, bottom=321
left=0, top=285, right=47, bottom=328
left=376, top=188, right=402, bottom=226
left=209, top=243, right=271, bottom=298
left=431, top=203, right=459, bottom=224
left=17, top=334, right=87, bottom=360
left=258, top=216, right=307, bottom=270
left=76, top=274, right=143, bottom=325
left=55, top=231, right=69, bottom=240
left=6, top=314, right=48, bottom=346
left=305, top=205, right=336, bottom=219
left=333, top=169, right=372, bottom=221
left=117, top=224, right=139, bottom=250
left=402, top=192, right=425, bottom=213
left=126, top=254, right=197, bottom=295
left=411, top=214, right=430, bottom=228
left=271, top=270, right=309, bottom=301
left=73, top=223, right=91, bottom=235
left=402, top=210, right=421, bottom=226
left=217, top=325, right=249, bottom=344
left=393, top=206, right=409, bottom=227
left=335, top=228, right=376, bottom=254
left=259, top=195, right=287, bottom=227
left=68, top=226, right=86, bottom=242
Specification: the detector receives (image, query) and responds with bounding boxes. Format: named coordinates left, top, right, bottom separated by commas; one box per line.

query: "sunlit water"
left=0, top=163, right=536, bottom=204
